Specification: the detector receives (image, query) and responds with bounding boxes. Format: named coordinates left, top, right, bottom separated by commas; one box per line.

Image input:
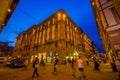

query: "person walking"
left=77, top=56, right=86, bottom=79
left=116, top=57, right=120, bottom=80
left=71, top=59, right=76, bottom=76
left=93, top=59, right=100, bottom=71
left=86, top=58, right=89, bottom=66
left=23, top=58, right=29, bottom=69
left=32, top=58, right=39, bottom=78
left=54, top=58, right=59, bottom=73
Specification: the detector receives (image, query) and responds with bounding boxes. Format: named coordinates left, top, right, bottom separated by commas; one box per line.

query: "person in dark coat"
left=94, top=60, right=100, bottom=71
left=32, top=58, right=39, bottom=78
left=54, top=58, right=59, bottom=73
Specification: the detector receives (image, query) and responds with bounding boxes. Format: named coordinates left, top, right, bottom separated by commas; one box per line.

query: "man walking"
left=32, top=58, right=39, bottom=78
left=54, top=58, right=59, bottom=73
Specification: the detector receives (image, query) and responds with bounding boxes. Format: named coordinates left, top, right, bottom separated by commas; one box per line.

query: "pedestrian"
left=32, top=57, right=39, bottom=78
left=116, top=57, right=120, bottom=79
left=23, top=58, right=28, bottom=69
left=77, top=56, right=86, bottom=79
left=86, top=58, right=89, bottom=66
left=103, top=58, right=107, bottom=64
left=54, top=58, right=58, bottom=73
left=71, top=59, right=76, bottom=76
left=93, top=59, right=100, bottom=71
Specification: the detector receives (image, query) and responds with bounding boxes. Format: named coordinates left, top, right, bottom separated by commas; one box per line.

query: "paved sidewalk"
left=0, top=62, right=119, bottom=80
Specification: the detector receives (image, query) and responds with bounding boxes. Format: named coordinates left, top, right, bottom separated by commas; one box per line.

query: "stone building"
left=112, top=0, right=120, bottom=16
left=83, top=34, right=98, bottom=58
left=0, top=0, right=19, bottom=32
left=91, top=0, right=120, bottom=62
left=0, top=42, right=14, bottom=56
left=14, top=9, right=97, bottom=63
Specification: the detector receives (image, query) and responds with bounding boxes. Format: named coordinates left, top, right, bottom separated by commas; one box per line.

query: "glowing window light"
left=8, top=9, right=11, bottom=12
left=92, top=2, right=95, bottom=6
left=58, top=13, right=61, bottom=16
left=63, top=14, right=66, bottom=18
left=57, top=13, right=61, bottom=20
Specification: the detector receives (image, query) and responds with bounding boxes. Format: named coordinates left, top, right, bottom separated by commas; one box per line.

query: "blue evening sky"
left=0, top=0, right=104, bottom=52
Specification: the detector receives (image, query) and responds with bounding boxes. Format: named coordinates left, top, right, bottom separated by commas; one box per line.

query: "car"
left=9, top=59, right=24, bottom=68
left=0, top=57, right=6, bottom=63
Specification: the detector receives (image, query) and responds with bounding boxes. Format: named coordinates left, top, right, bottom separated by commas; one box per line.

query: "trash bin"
left=111, top=63, right=118, bottom=72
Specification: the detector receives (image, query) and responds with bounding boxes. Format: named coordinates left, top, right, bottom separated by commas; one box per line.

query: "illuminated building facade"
left=0, top=0, right=19, bottom=32
left=14, top=10, right=97, bottom=63
left=83, top=34, right=98, bottom=58
left=91, top=0, right=120, bottom=62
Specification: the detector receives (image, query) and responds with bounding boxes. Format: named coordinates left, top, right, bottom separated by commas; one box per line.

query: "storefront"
left=46, top=52, right=59, bottom=63
left=65, top=51, right=79, bottom=63
left=46, top=52, right=53, bottom=63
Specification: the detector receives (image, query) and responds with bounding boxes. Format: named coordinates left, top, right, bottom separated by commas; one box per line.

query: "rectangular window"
left=33, top=47, right=34, bottom=51
left=50, top=20, right=53, bottom=25
left=111, top=7, right=120, bottom=23
left=55, top=41, right=57, bottom=47
left=46, top=30, right=49, bottom=41
left=42, top=30, right=45, bottom=44
left=65, top=26, right=67, bottom=39
left=56, top=24, right=58, bottom=29
left=36, top=46, right=38, bottom=51
left=52, top=25, right=55, bottom=39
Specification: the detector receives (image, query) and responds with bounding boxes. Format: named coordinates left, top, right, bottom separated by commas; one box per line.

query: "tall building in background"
left=13, top=9, right=98, bottom=63
left=0, top=0, right=19, bottom=32
left=82, top=34, right=99, bottom=58
left=0, top=42, right=14, bottom=56
left=91, top=0, right=120, bottom=62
